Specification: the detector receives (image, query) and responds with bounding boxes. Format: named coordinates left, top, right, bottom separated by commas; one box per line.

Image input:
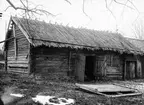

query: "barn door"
left=75, top=54, right=85, bottom=82
left=126, top=61, right=137, bottom=79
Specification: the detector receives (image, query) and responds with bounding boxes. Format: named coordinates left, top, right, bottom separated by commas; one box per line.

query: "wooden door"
left=126, top=61, right=136, bottom=79
left=75, top=54, right=85, bottom=82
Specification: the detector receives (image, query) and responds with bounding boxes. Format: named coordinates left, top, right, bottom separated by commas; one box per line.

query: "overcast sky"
left=1, top=0, right=144, bottom=48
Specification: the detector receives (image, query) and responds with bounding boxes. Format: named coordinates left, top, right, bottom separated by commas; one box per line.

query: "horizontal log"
left=107, top=76, right=122, bottom=79
left=16, top=33, right=26, bottom=38
left=8, top=56, right=28, bottom=60
left=7, top=51, right=15, bottom=55
left=33, top=50, right=68, bottom=55
left=7, top=49, right=15, bottom=52
left=7, top=45, right=14, bottom=49
left=17, top=51, right=28, bottom=55
left=7, top=60, right=29, bottom=64
left=35, top=55, right=68, bottom=58
left=7, top=68, right=29, bottom=74
left=35, top=67, right=68, bottom=71
left=35, top=70, right=67, bottom=74
left=8, top=53, right=15, bottom=57
left=35, top=62, right=68, bottom=67
left=106, top=72, right=122, bottom=75
left=35, top=58, right=68, bottom=62
left=17, top=40, right=29, bottom=44
left=8, top=63, right=28, bottom=68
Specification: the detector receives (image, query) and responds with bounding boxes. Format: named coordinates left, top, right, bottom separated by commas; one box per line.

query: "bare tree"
left=5, top=0, right=140, bottom=33
left=5, top=0, right=57, bottom=19
left=5, top=0, right=138, bottom=19
left=132, top=19, right=144, bottom=39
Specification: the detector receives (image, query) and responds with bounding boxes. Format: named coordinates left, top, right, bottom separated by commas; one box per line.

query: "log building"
left=3, top=17, right=144, bottom=81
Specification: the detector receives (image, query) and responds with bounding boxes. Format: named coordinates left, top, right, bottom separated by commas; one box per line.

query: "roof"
left=127, top=38, right=144, bottom=53
left=9, top=17, right=143, bottom=55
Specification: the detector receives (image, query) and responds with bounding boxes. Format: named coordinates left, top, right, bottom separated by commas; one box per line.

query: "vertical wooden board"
left=125, top=61, right=137, bottom=79
left=28, top=44, right=31, bottom=74
left=75, top=54, right=85, bottom=82
left=124, top=61, right=126, bottom=80
left=137, top=59, right=142, bottom=78
left=94, top=55, right=106, bottom=78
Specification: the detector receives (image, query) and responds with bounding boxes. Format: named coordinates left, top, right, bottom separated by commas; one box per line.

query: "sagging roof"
left=10, top=17, right=142, bottom=55
left=127, top=38, right=144, bottom=53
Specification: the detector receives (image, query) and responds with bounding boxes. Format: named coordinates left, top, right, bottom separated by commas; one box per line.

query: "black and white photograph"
left=0, top=0, right=144, bottom=105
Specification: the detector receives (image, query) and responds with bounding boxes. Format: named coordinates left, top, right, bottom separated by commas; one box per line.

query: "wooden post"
left=75, top=54, right=85, bottom=82
left=13, top=24, right=17, bottom=59
left=28, top=44, right=32, bottom=74
left=4, top=51, right=7, bottom=72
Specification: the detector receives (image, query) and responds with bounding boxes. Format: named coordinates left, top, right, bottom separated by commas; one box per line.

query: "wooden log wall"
left=6, top=24, right=29, bottom=73
left=67, top=51, right=124, bottom=80
left=95, top=53, right=123, bottom=80
left=32, top=47, right=70, bottom=80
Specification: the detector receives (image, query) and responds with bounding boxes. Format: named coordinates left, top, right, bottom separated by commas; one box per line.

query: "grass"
left=0, top=71, right=144, bottom=105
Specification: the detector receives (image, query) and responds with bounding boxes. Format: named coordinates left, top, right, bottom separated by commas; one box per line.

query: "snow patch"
left=10, top=93, right=24, bottom=97
left=32, top=95, right=75, bottom=105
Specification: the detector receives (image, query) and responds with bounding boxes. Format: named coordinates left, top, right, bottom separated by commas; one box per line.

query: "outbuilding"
left=4, top=17, right=143, bottom=81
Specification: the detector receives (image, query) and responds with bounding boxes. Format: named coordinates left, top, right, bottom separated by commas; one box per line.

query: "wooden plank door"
left=126, top=61, right=136, bottom=79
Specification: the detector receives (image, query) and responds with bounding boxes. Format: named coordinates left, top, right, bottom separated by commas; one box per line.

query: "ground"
left=0, top=71, right=144, bottom=105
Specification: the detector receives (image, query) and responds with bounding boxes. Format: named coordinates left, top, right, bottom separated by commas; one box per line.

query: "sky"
left=0, top=0, right=144, bottom=48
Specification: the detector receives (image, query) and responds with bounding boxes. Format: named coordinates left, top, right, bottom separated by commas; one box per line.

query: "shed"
left=3, top=17, right=143, bottom=81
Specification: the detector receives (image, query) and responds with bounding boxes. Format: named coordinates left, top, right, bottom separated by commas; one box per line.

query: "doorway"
left=126, top=61, right=137, bottom=79
left=85, top=56, right=95, bottom=81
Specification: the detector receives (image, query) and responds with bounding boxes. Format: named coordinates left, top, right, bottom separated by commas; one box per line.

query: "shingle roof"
left=12, top=17, right=143, bottom=55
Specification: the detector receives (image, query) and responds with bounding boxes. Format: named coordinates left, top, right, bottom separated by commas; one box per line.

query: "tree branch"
left=6, top=0, right=17, bottom=10
left=6, top=0, right=55, bottom=17
left=113, top=0, right=134, bottom=10
left=20, top=0, right=27, bottom=8
left=64, top=0, right=71, bottom=5
left=82, top=0, right=92, bottom=20
left=127, top=0, right=140, bottom=13
left=105, top=0, right=116, bottom=19
left=5, top=6, right=13, bottom=11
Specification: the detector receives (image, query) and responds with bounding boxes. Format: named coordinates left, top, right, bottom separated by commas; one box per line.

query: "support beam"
left=28, top=44, right=32, bottom=74
left=13, top=24, right=17, bottom=59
